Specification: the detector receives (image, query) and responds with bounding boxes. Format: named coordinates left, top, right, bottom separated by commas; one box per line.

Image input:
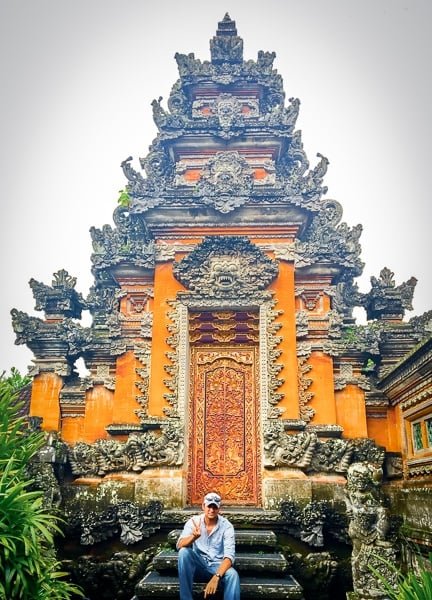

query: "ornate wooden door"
left=188, top=346, right=260, bottom=506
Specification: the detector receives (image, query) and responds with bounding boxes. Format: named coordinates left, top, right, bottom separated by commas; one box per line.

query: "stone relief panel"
left=173, top=236, right=279, bottom=299
left=67, top=421, right=184, bottom=477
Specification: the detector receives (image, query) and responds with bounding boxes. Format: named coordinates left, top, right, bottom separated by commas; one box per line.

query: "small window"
left=426, top=418, right=432, bottom=448
left=412, top=421, right=424, bottom=451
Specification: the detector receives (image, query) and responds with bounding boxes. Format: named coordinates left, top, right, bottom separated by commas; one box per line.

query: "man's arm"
left=203, top=557, right=232, bottom=598
left=176, top=517, right=201, bottom=549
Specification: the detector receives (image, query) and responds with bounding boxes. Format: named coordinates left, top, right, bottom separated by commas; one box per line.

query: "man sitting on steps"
left=177, top=492, right=240, bottom=599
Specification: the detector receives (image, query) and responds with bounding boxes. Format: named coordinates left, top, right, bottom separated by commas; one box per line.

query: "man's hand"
left=203, top=575, right=219, bottom=597
left=191, top=518, right=201, bottom=539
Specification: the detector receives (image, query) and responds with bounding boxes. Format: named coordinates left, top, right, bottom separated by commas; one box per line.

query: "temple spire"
left=210, top=14, right=243, bottom=63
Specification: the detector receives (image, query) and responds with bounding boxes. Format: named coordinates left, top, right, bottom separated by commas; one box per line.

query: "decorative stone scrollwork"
left=295, top=200, right=363, bottom=276
left=134, top=343, right=151, bottom=421
left=29, top=269, right=86, bottom=319
left=71, top=500, right=163, bottom=546
left=297, top=356, right=315, bottom=422
left=264, top=423, right=384, bottom=476
left=90, top=206, right=155, bottom=273
left=265, top=300, right=285, bottom=416
left=67, top=422, right=183, bottom=477
left=363, top=267, right=418, bottom=321
left=310, top=438, right=353, bottom=473
left=264, top=421, right=316, bottom=468
left=334, top=363, right=371, bottom=392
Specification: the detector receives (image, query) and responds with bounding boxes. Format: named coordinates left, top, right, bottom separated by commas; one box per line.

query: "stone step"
left=153, top=549, right=288, bottom=574
left=167, top=528, right=278, bottom=549
left=133, top=572, right=304, bottom=599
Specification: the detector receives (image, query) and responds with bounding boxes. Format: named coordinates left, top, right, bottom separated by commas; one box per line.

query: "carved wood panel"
left=188, top=346, right=260, bottom=506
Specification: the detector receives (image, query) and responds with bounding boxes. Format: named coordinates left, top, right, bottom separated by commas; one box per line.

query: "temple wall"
left=112, top=351, right=141, bottom=425
left=82, top=385, right=114, bottom=442
left=269, top=260, right=299, bottom=418
left=62, top=415, right=85, bottom=445
left=308, top=351, right=337, bottom=424
left=335, top=384, right=368, bottom=438
left=30, top=372, right=63, bottom=431
left=148, top=259, right=185, bottom=417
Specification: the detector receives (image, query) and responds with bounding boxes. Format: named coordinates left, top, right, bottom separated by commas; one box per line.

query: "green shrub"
left=0, top=374, right=83, bottom=599
left=372, top=552, right=432, bottom=600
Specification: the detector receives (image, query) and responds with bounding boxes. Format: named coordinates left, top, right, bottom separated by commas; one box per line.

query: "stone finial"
left=364, top=267, right=417, bottom=321
left=210, top=14, right=243, bottom=64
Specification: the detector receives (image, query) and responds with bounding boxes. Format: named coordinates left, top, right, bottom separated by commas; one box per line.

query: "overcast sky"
left=1, top=0, right=430, bottom=375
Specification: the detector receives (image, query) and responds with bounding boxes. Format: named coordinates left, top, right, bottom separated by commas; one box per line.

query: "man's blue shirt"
left=177, top=513, right=236, bottom=567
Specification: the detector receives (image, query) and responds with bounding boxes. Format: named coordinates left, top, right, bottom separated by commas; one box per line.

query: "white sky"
left=0, top=0, right=430, bottom=375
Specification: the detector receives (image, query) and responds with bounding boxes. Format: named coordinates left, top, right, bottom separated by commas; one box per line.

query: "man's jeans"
left=178, top=547, right=240, bottom=600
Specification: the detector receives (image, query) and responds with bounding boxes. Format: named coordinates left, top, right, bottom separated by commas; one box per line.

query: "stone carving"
left=345, top=462, right=397, bottom=599
left=334, top=363, right=371, bottom=392
left=67, top=549, right=153, bottom=600
left=192, top=93, right=256, bottom=129
left=10, top=307, right=92, bottom=366
left=297, top=356, right=315, bottom=422
left=26, top=428, right=67, bottom=508
left=72, top=500, right=163, bottom=546
left=173, top=236, right=278, bottom=299
left=363, top=267, right=417, bottom=321
left=134, top=342, right=151, bottom=421
left=90, top=205, right=155, bottom=273
left=264, top=422, right=317, bottom=468
left=341, top=321, right=384, bottom=355
left=29, top=269, right=86, bottom=319
left=86, top=284, right=125, bottom=338
left=265, top=300, right=285, bottom=416
left=295, top=200, right=364, bottom=276
left=121, top=146, right=173, bottom=209
left=310, top=438, right=353, bottom=473
left=194, top=151, right=254, bottom=213
left=296, top=311, right=309, bottom=338
left=210, top=13, right=243, bottom=64
left=280, top=500, right=336, bottom=548
left=351, top=439, right=385, bottom=466
left=68, top=423, right=183, bottom=477
left=264, top=423, right=384, bottom=475
left=328, top=279, right=363, bottom=319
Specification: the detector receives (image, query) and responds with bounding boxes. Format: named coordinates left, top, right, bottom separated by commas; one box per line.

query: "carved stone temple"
left=12, top=14, right=432, bottom=600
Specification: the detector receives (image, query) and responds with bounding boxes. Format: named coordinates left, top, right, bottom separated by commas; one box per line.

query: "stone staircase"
left=132, top=528, right=304, bottom=599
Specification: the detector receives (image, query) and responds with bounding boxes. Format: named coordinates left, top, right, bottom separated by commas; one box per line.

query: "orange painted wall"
left=308, top=351, right=337, bottom=423
left=82, top=385, right=114, bottom=442
left=148, top=260, right=185, bottom=416
left=385, top=405, right=402, bottom=452
left=269, top=260, right=299, bottom=418
left=61, top=417, right=85, bottom=444
left=112, top=351, right=141, bottom=424
left=367, top=417, right=389, bottom=450
left=335, top=384, right=367, bottom=438
left=30, top=372, right=63, bottom=431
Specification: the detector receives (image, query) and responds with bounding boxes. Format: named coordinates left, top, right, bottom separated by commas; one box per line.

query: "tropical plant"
left=117, top=188, right=131, bottom=207
left=0, top=374, right=83, bottom=599
left=371, top=552, right=432, bottom=600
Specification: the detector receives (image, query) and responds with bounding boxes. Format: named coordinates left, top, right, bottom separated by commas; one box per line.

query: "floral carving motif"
left=297, top=356, right=315, bottom=422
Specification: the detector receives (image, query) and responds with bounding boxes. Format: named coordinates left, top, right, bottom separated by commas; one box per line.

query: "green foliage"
left=0, top=367, right=31, bottom=393
left=0, top=380, right=83, bottom=599
left=117, top=188, right=131, bottom=207
left=371, top=553, right=432, bottom=600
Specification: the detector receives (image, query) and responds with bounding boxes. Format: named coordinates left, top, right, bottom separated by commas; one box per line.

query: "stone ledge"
left=134, top=572, right=304, bottom=599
